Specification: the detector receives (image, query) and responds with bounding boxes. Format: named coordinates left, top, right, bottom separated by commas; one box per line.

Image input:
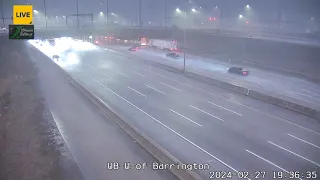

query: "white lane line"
left=130, top=70, right=145, bottom=77
left=246, top=150, right=303, bottom=180
left=118, top=72, right=131, bottom=78
left=208, top=101, right=243, bottom=116
left=145, top=84, right=166, bottom=95
left=160, top=82, right=182, bottom=91
left=133, top=65, right=320, bottom=136
left=169, top=109, right=202, bottom=127
left=301, top=89, right=319, bottom=97
left=288, top=134, right=320, bottom=150
left=89, top=77, right=241, bottom=175
left=128, top=86, right=146, bottom=97
left=295, top=92, right=316, bottom=99
left=102, top=73, right=115, bottom=80
left=268, top=141, right=320, bottom=167
left=85, top=64, right=114, bottom=80
left=228, top=100, right=320, bottom=136
left=189, top=105, right=224, bottom=121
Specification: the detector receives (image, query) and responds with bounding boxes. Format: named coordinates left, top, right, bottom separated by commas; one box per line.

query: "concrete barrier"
left=29, top=44, right=204, bottom=180
left=183, top=71, right=250, bottom=95
left=248, top=90, right=319, bottom=119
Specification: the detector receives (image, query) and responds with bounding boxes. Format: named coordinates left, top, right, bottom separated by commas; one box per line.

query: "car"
left=166, top=52, right=180, bottom=59
left=52, top=55, right=60, bottom=61
left=228, top=67, right=249, bottom=76
left=47, top=39, right=56, bottom=46
left=128, top=46, right=139, bottom=51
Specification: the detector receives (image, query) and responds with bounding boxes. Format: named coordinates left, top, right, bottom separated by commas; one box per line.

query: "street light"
left=175, top=8, right=197, bottom=71
left=239, top=14, right=243, bottom=18
left=100, top=0, right=108, bottom=26
left=246, top=5, right=250, bottom=8
left=33, top=10, right=38, bottom=13
left=100, top=12, right=104, bottom=15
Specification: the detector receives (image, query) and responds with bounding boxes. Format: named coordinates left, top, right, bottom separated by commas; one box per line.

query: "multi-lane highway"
left=104, top=45, right=320, bottom=110
left=30, top=39, right=320, bottom=180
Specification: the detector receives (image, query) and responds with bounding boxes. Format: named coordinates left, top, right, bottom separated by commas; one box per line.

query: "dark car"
left=166, top=52, right=180, bottom=59
left=228, top=67, right=249, bottom=76
left=128, top=46, right=139, bottom=51
left=52, top=55, right=60, bottom=61
left=47, top=39, right=56, bottom=46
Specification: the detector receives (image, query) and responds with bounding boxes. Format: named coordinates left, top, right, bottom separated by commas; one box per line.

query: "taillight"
left=242, top=71, right=247, bottom=75
left=95, top=40, right=99, bottom=44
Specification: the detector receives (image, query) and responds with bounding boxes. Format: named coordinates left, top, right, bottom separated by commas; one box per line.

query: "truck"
left=149, top=39, right=178, bottom=51
left=140, top=37, right=148, bottom=46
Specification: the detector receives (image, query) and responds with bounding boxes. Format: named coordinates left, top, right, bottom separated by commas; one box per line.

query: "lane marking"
left=295, top=92, right=316, bottom=99
left=301, top=89, right=319, bottom=97
left=102, top=73, right=115, bottom=80
left=246, top=150, right=295, bottom=177
left=133, top=63, right=320, bottom=136
left=160, top=82, right=182, bottom=91
left=169, top=109, right=202, bottom=127
left=268, top=141, right=320, bottom=167
left=208, top=101, right=243, bottom=116
left=128, top=86, right=146, bottom=97
left=118, top=72, right=131, bottom=78
left=227, top=100, right=320, bottom=136
left=189, top=105, right=224, bottom=121
left=130, top=70, right=145, bottom=77
left=88, top=77, right=241, bottom=175
left=85, top=64, right=114, bottom=80
left=145, top=85, right=166, bottom=95
left=288, top=134, right=320, bottom=150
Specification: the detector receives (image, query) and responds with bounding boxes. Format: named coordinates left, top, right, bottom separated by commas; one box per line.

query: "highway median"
left=105, top=46, right=320, bottom=121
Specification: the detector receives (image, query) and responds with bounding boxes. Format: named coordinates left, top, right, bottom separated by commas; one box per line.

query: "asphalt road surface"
left=105, top=45, right=320, bottom=110
left=172, top=31, right=320, bottom=80
left=30, top=40, right=320, bottom=180
left=26, top=41, right=179, bottom=180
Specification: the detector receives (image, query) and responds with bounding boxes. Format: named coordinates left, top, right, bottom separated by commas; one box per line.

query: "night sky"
left=1, top=0, right=320, bottom=23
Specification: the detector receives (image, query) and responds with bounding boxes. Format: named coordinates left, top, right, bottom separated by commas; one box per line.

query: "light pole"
left=238, top=14, right=247, bottom=59
left=183, top=11, right=186, bottom=71
left=176, top=8, right=196, bottom=72
left=139, top=0, right=142, bottom=30
left=43, top=0, right=47, bottom=28
left=214, top=6, right=222, bottom=34
left=76, top=0, right=79, bottom=28
left=164, top=1, right=167, bottom=28
left=0, top=1, right=4, bottom=29
left=100, top=1, right=108, bottom=27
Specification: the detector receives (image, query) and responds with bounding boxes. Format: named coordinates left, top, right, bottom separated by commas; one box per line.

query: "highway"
left=30, top=39, right=320, bottom=180
left=26, top=41, right=178, bottom=180
left=172, top=31, right=320, bottom=80
left=105, top=45, right=320, bottom=110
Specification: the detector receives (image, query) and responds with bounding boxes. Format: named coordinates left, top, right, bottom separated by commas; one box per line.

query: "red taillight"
left=95, top=40, right=99, bottom=43
left=242, top=71, right=247, bottom=75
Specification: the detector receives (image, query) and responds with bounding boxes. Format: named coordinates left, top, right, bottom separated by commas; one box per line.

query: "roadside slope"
left=0, top=37, right=84, bottom=180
